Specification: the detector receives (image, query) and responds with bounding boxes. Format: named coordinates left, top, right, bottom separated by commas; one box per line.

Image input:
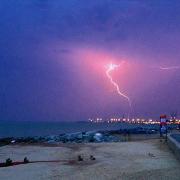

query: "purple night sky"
left=0, top=0, right=180, bottom=121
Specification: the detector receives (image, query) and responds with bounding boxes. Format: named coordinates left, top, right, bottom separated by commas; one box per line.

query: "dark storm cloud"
left=0, top=0, right=180, bottom=121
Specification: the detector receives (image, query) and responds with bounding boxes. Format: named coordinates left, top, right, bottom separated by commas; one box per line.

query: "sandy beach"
left=0, top=139, right=180, bottom=180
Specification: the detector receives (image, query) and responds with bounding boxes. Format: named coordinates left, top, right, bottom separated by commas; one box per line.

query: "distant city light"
left=88, top=117, right=180, bottom=124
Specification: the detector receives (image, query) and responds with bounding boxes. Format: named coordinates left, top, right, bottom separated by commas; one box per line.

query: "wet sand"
left=0, top=139, right=180, bottom=180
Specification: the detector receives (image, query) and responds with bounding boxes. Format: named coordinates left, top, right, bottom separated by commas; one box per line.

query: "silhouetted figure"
left=78, top=155, right=83, bottom=161
left=24, top=157, right=29, bottom=163
left=90, top=155, right=96, bottom=160
left=5, top=158, right=12, bottom=166
left=148, top=153, right=155, bottom=157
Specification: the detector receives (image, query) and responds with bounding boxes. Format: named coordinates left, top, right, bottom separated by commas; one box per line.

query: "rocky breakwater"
left=0, top=131, right=121, bottom=146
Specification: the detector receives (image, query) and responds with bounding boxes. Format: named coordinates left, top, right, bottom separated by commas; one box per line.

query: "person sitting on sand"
left=5, top=158, right=13, bottom=166
left=78, top=155, right=83, bottom=161
left=24, top=157, right=29, bottom=163
left=90, top=155, right=96, bottom=160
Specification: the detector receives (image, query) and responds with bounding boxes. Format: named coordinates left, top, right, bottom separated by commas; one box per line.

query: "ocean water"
left=0, top=121, right=129, bottom=138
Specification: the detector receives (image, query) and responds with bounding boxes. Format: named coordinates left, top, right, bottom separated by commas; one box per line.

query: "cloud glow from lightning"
left=74, top=48, right=180, bottom=117
left=106, top=61, right=132, bottom=108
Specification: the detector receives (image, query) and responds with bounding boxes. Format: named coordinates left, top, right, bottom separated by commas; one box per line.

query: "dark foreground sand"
left=0, top=139, right=180, bottom=180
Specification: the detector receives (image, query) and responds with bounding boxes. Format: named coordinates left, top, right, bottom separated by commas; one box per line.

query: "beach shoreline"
left=0, top=139, right=180, bottom=180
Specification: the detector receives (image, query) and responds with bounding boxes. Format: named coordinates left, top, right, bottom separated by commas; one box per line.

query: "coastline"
left=0, top=127, right=160, bottom=146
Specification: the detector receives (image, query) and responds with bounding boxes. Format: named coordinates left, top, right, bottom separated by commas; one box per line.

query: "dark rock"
left=0, top=138, right=13, bottom=146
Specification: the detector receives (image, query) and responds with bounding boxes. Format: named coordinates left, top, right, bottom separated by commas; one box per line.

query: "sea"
left=0, top=121, right=127, bottom=138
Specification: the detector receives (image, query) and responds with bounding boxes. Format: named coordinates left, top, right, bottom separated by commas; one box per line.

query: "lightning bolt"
left=106, top=62, right=131, bottom=108
left=159, top=66, right=180, bottom=70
